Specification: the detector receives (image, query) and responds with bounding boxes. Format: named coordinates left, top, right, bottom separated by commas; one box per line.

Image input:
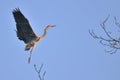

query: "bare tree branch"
left=115, top=17, right=120, bottom=28
left=34, top=64, right=46, bottom=80
left=89, top=15, right=120, bottom=54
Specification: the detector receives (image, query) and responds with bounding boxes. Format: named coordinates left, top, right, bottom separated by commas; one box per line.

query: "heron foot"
left=28, top=57, right=31, bottom=64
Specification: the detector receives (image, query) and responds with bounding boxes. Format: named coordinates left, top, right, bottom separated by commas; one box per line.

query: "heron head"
left=46, top=25, right=56, bottom=29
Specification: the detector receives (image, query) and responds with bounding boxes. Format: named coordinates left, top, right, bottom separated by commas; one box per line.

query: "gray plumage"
left=12, top=8, right=38, bottom=44
left=12, top=8, right=55, bottom=63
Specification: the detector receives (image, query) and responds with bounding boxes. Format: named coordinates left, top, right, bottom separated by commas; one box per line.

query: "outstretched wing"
left=12, top=8, right=38, bottom=43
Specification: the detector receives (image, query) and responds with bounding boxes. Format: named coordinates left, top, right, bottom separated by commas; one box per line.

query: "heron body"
left=12, top=8, right=55, bottom=63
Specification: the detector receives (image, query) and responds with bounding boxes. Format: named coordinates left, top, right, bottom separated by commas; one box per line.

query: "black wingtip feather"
left=12, top=8, right=20, bottom=13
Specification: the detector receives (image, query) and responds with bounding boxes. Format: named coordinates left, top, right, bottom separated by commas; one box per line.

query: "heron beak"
left=52, top=25, right=56, bottom=27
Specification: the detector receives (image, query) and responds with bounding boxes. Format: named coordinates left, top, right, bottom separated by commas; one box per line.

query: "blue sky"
left=1, top=0, right=120, bottom=80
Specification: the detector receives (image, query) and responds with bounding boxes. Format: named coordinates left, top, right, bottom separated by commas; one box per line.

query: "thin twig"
left=34, top=64, right=46, bottom=80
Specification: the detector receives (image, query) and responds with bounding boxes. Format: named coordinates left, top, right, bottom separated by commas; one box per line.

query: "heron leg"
left=28, top=45, right=36, bottom=64
left=28, top=49, right=33, bottom=64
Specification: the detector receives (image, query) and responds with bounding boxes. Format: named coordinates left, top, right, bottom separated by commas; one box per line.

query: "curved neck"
left=41, top=28, right=48, bottom=40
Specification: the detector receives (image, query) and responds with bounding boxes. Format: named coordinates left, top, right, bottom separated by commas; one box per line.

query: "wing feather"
left=12, top=8, right=38, bottom=43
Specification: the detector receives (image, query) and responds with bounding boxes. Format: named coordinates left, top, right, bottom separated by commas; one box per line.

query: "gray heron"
left=12, top=8, right=55, bottom=63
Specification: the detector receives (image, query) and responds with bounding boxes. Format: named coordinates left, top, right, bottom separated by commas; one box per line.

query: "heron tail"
left=25, top=46, right=31, bottom=51
left=25, top=43, right=34, bottom=51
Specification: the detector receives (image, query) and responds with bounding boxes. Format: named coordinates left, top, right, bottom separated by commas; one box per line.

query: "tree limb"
left=89, top=15, right=120, bottom=54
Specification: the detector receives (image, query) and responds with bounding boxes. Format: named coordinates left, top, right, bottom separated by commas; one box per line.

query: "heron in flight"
left=12, top=8, right=55, bottom=63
